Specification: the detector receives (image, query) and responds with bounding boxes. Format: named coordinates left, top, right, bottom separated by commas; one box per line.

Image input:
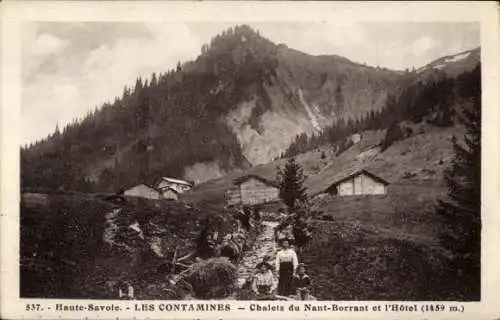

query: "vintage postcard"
left=1, top=1, right=499, bottom=319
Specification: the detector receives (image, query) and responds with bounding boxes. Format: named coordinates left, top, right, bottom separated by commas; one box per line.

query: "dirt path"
left=237, top=221, right=279, bottom=288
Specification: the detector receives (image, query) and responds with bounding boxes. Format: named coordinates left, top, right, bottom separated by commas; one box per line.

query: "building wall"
left=336, top=173, right=386, bottom=196
left=124, top=185, right=163, bottom=200
left=226, top=188, right=242, bottom=206
left=162, top=189, right=178, bottom=201
left=354, top=175, right=363, bottom=195
left=338, top=179, right=354, bottom=196
left=158, top=180, right=192, bottom=194
left=351, top=133, right=361, bottom=143
left=359, top=174, right=386, bottom=195
left=239, top=177, right=280, bottom=205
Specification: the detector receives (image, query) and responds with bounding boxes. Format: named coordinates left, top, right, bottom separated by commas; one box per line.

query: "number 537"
left=26, top=304, right=41, bottom=311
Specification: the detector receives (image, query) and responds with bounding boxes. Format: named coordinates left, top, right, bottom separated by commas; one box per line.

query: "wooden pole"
left=171, top=246, right=178, bottom=274
left=176, top=250, right=195, bottom=262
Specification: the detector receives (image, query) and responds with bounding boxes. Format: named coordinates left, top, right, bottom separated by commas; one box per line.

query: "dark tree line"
left=282, top=103, right=396, bottom=158
left=282, top=65, right=481, bottom=158
left=21, top=25, right=278, bottom=193
left=436, top=67, right=481, bottom=300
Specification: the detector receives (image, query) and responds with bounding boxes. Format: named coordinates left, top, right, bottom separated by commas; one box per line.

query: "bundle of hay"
left=182, top=258, right=238, bottom=299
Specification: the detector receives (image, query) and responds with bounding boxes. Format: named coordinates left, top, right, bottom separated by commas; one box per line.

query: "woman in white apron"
left=275, top=239, right=298, bottom=296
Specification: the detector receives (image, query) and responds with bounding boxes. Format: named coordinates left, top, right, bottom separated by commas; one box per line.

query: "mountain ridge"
left=21, top=25, right=480, bottom=192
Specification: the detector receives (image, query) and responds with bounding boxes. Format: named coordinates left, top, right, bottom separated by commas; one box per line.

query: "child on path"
left=293, top=263, right=311, bottom=292
left=252, top=259, right=276, bottom=299
left=292, top=263, right=315, bottom=300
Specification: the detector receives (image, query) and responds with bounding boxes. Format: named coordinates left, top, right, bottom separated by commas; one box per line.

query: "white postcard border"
left=1, top=1, right=499, bottom=319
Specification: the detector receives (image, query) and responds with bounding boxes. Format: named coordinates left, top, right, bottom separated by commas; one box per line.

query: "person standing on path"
left=275, top=239, right=298, bottom=296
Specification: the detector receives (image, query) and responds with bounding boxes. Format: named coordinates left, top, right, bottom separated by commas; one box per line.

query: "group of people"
left=231, top=205, right=261, bottom=232
left=251, top=238, right=315, bottom=300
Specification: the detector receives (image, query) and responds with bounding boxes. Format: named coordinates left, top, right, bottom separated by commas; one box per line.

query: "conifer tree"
left=54, top=123, right=61, bottom=137
left=276, top=157, right=308, bottom=211
left=436, top=96, right=481, bottom=299
left=150, top=72, right=157, bottom=87
left=134, top=77, right=143, bottom=93
left=334, top=83, right=344, bottom=111
left=379, top=120, right=404, bottom=151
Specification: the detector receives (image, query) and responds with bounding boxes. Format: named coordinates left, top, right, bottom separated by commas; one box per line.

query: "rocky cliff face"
left=216, top=29, right=401, bottom=165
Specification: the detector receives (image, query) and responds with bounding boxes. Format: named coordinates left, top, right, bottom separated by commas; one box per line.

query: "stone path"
left=237, top=221, right=279, bottom=288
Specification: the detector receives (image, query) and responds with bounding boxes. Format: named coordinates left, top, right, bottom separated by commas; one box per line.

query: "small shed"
left=350, top=133, right=362, bottom=144
left=156, top=177, right=194, bottom=194
left=323, top=169, right=389, bottom=196
left=226, top=174, right=280, bottom=206
left=123, top=184, right=163, bottom=200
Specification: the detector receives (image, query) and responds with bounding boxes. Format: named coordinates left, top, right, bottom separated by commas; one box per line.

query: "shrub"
left=402, top=171, right=417, bottom=179
left=321, top=214, right=334, bottom=221
left=403, top=126, right=413, bottom=138
left=380, top=121, right=404, bottom=152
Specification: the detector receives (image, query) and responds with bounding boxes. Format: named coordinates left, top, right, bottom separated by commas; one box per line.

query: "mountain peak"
left=416, top=47, right=480, bottom=77
left=200, top=24, right=276, bottom=60
left=232, top=24, right=261, bottom=37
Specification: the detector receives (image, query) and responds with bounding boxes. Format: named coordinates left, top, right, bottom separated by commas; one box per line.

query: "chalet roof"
left=325, top=168, right=390, bottom=190
left=122, top=183, right=161, bottom=193
left=161, top=187, right=180, bottom=194
left=158, top=177, right=194, bottom=186
left=124, top=183, right=150, bottom=190
left=233, top=174, right=279, bottom=188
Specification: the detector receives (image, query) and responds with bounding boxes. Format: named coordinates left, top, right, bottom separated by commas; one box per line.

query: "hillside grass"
left=181, top=124, right=471, bottom=300
left=300, top=172, right=471, bottom=300
left=311, top=180, right=447, bottom=242
left=300, top=220, right=468, bottom=300
left=21, top=193, right=113, bottom=298
left=20, top=192, right=237, bottom=299
left=184, top=123, right=457, bottom=207
left=300, top=178, right=478, bottom=300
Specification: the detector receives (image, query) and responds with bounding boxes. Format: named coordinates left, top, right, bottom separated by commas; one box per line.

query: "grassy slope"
left=21, top=194, right=113, bottom=298
left=183, top=123, right=475, bottom=300
left=300, top=220, right=464, bottom=300
left=20, top=193, right=237, bottom=299
left=300, top=125, right=472, bottom=300
left=184, top=123, right=460, bottom=206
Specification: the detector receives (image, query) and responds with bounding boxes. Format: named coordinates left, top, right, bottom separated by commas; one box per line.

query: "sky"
left=21, top=22, right=479, bottom=145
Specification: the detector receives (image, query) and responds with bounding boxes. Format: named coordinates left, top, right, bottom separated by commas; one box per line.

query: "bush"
left=335, top=138, right=354, bottom=156
left=403, top=126, right=413, bottom=138
left=380, top=121, right=404, bottom=152
left=321, top=214, right=334, bottom=221
left=402, top=171, right=417, bottom=179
